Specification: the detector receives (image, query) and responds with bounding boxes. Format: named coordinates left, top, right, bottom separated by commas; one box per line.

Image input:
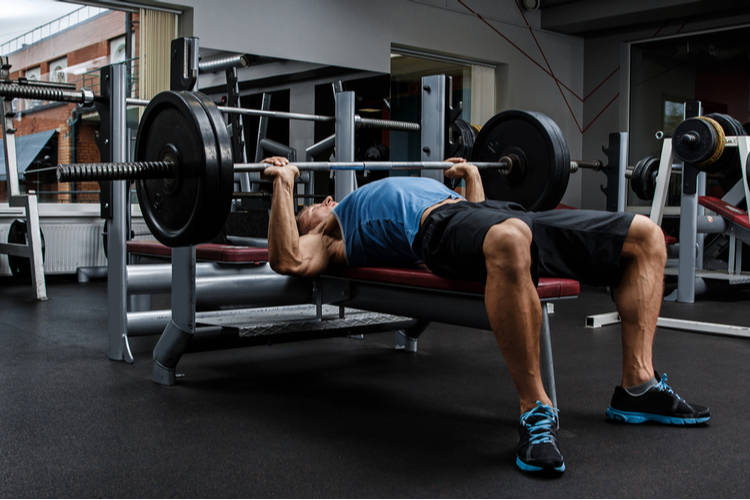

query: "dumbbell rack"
left=649, top=103, right=750, bottom=305
left=0, top=57, right=47, bottom=300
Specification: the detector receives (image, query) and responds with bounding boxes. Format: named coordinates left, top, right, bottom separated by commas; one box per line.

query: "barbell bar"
left=58, top=155, right=619, bottom=182
left=126, top=97, right=421, bottom=132
left=58, top=159, right=518, bottom=183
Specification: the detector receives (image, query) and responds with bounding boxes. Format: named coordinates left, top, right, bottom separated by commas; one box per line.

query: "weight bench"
left=698, top=196, right=750, bottom=275
left=126, top=241, right=579, bottom=407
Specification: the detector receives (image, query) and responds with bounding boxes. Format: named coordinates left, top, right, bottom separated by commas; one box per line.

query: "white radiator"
left=0, top=220, right=152, bottom=276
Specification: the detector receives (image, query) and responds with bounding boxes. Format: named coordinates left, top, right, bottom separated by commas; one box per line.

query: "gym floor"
left=1, top=275, right=748, bottom=498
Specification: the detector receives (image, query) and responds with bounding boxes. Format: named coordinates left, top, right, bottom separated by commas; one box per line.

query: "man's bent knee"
left=483, top=219, right=534, bottom=279
left=623, top=215, right=667, bottom=266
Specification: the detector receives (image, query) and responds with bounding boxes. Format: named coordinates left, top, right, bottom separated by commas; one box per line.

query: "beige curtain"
left=139, top=8, right=177, bottom=101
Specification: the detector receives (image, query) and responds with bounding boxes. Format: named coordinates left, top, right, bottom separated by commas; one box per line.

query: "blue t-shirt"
left=332, top=177, right=463, bottom=266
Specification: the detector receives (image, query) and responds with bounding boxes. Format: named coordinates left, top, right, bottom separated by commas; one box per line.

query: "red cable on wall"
left=457, top=0, right=623, bottom=134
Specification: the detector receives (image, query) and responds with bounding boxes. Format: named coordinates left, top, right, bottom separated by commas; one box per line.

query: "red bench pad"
left=698, top=196, right=750, bottom=230
left=126, top=241, right=579, bottom=299
left=325, top=266, right=579, bottom=299
left=126, top=241, right=270, bottom=264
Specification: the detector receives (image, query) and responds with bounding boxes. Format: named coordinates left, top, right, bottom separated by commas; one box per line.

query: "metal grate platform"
left=197, top=304, right=415, bottom=338
left=664, top=267, right=750, bottom=284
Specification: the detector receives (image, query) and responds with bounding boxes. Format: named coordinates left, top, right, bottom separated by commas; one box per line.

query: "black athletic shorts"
left=414, top=199, right=636, bottom=290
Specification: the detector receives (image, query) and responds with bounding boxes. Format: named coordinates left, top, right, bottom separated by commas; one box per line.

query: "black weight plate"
left=642, top=156, right=660, bottom=201
left=450, top=119, right=476, bottom=159
left=7, top=219, right=45, bottom=278
left=630, top=156, right=653, bottom=200
left=136, top=91, right=222, bottom=247
left=538, top=112, right=570, bottom=211
left=445, top=119, right=477, bottom=190
left=472, top=110, right=569, bottom=211
left=672, top=117, right=717, bottom=166
left=191, top=91, right=235, bottom=242
left=704, top=113, right=744, bottom=175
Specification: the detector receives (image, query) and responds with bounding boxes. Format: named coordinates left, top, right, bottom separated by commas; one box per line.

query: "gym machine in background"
left=587, top=102, right=750, bottom=338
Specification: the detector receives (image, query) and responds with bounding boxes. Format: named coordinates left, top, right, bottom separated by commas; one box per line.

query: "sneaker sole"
left=516, top=457, right=566, bottom=473
left=606, top=407, right=710, bottom=425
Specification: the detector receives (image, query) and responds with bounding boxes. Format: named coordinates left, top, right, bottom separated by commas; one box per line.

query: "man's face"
left=299, top=196, right=337, bottom=234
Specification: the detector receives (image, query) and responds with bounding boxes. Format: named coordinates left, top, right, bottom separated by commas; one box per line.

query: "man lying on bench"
left=261, top=156, right=709, bottom=475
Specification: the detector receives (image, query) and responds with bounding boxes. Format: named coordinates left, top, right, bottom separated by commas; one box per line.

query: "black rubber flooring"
left=1, top=275, right=749, bottom=498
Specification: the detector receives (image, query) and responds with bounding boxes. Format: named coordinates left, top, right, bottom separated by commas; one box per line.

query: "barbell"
left=55, top=90, right=611, bottom=247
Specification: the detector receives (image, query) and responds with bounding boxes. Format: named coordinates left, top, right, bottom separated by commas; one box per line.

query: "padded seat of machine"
left=698, top=196, right=750, bottom=230
left=324, top=266, right=579, bottom=299
left=126, top=241, right=270, bottom=264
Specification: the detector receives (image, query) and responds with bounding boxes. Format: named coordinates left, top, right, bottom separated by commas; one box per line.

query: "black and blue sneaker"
left=516, top=401, right=565, bottom=474
left=606, top=372, right=710, bottom=425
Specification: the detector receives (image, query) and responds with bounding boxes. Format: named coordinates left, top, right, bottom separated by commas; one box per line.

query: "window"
left=50, top=57, right=67, bottom=84
left=24, top=66, right=42, bottom=110
left=110, top=36, right=126, bottom=64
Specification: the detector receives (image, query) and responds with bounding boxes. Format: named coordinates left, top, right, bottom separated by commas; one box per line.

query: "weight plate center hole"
left=159, top=144, right=182, bottom=196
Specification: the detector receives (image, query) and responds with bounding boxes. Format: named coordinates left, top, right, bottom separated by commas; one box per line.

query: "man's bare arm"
left=443, top=158, right=485, bottom=202
left=263, top=158, right=332, bottom=277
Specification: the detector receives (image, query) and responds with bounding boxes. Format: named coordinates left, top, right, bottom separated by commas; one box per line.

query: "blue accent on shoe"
left=607, top=373, right=710, bottom=425
left=516, top=456, right=566, bottom=473
left=521, top=402, right=559, bottom=446
left=605, top=407, right=710, bottom=425
left=516, top=401, right=565, bottom=473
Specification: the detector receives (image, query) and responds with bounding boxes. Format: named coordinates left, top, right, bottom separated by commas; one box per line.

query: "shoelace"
left=655, top=373, right=683, bottom=400
left=521, top=401, right=560, bottom=445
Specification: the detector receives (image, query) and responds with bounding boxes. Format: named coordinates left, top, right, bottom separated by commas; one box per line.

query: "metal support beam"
left=104, top=64, right=130, bottom=361
left=420, top=75, right=446, bottom=183
left=334, top=90, right=356, bottom=201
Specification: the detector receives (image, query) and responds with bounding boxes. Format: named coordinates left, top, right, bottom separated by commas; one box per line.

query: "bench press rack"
left=92, top=37, right=582, bottom=408
left=588, top=101, right=750, bottom=338
left=0, top=57, right=51, bottom=300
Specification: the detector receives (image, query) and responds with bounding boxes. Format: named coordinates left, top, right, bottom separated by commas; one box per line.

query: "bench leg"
left=395, top=320, right=430, bottom=353
left=539, top=304, right=557, bottom=409
left=153, top=246, right=196, bottom=385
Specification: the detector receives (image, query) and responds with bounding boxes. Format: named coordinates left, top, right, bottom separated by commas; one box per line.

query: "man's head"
left=296, top=195, right=337, bottom=235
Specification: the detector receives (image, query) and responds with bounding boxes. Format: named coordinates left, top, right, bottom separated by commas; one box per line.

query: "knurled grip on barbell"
left=0, top=83, right=95, bottom=105
left=57, top=161, right=175, bottom=183
left=356, top=116, right=422, bottom=133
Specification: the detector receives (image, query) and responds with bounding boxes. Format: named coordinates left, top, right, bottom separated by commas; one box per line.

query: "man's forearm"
left=267, top=175, right=301, bottom=272
left=462, top=167, right=485, bottom=203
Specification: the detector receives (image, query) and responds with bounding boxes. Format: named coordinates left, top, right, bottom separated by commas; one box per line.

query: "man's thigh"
left=421, top=200, right=535, bottom=282
left=530, top=209, right=635, bottom=287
